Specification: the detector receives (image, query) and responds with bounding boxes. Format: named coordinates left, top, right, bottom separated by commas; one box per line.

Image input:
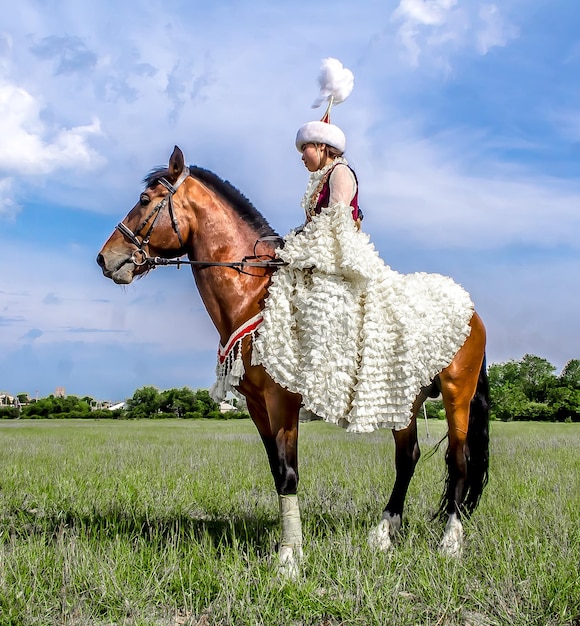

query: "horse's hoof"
left=368, top=513, right=401, bottom=553
left=277, top=545, right=302, bottom=581
left=439, top=514, right=463, bottom=558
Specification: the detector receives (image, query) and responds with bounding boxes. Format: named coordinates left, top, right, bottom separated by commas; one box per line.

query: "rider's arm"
left=329, top=164, right=361, bottom=229
left=328, top=164, right=356, bottom=206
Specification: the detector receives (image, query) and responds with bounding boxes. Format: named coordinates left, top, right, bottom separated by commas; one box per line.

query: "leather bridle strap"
left=115, top=167, right=190, bottom=256
left=158, top=168, right=190, bottom=249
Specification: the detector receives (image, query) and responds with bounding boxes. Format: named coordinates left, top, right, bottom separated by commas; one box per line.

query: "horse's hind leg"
left=438, top=314, right=487, bottom=557
left=368, top=393, right=425, bottom=552
left=438, top=394, right=470, bottom=558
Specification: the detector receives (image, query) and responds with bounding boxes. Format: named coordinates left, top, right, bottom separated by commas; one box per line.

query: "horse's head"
left=97, top=146, right=192, bottom=284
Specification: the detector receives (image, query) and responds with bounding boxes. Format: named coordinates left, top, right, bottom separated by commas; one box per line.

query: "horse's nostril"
left=96, top=253, right=105, bottom=268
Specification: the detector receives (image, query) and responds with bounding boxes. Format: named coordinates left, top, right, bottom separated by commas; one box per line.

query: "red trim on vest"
left=314, top=164, right=360, bottom=221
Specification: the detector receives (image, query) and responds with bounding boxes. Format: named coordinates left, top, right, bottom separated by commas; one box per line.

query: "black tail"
left=463, top=355, right=490, bottom=515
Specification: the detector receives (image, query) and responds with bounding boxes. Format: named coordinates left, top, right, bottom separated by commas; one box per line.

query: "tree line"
left=123, top=386, right=248, bottom=420
left=424, top=354, right=580, bottom=423
left=2, top=355, right=579, bottom=422
left=488, top=354, right=579, bottom=422
left=0, top=387, right=249, bottom=421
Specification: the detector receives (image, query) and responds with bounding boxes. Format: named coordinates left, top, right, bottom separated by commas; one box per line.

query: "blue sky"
left=1, top=0, right=579, bottom=401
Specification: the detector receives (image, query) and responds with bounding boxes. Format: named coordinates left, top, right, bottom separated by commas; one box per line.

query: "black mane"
left=143, top=166, right=278, bottom=238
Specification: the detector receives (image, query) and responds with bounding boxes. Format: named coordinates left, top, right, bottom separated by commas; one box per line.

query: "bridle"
left=116, top=168, right=190, bottom=266
left=116, top=167, right=285, bottom=276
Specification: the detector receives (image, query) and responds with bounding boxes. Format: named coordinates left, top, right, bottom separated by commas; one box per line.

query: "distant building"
left=90, top=400, right=126, bottom=411
left=0, top=393, right=19, bottom=407
left=90, top=400, right=108, bottom=411
left=219, top=401, right=236, bottom=413
left=55, top=387, right=65, bottom=398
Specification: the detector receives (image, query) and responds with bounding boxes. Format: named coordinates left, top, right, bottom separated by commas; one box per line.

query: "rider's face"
left=301, top=143, right=324, bottom=172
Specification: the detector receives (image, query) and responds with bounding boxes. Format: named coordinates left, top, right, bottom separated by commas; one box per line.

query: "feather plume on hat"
left=311, top=58, right=354, bottom=116
left=295, top=58, right=354, bottom=153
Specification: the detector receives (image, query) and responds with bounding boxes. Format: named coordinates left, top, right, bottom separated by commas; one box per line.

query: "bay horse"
left=97, top=146, right=489, bottom=575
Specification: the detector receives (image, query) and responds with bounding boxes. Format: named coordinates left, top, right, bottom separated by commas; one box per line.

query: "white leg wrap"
left=278, top=495, right=303, bottom=580
left=439, top=513, right=463, bottom=558
left=279, top=494, right=302, bottom=549
left=368, top=512, right=401, bottom=552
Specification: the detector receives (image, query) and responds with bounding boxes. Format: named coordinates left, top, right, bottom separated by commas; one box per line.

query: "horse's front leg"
left=369, top=394, right=423, bottom=552
left=244, top=377, right=303, bottom=578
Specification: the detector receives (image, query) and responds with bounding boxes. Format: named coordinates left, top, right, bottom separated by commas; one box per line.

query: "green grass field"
left=0, top=418, right=578, bottom=625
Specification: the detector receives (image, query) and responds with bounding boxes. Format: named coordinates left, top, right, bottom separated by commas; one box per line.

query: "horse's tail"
left=462, top=354, right=490, bottom=515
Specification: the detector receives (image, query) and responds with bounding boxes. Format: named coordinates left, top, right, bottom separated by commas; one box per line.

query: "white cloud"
left=0, top=237, right=217, bottom=354
left=356, top=130, right=580, bottom=250
left=391, top=0, right=518, bottom=68
left=0, top=80, right=104, bottom=175
left=476, top=4, right=519, bottom=54
left=0, top=178, right=19, bottom=217
left=393, top=0, right=457, bottom=27
left=0, top=32, right=12, bottom=70
left=0, top=234, right=220, bottom=396
left=386, top=169, right=579, bottom=249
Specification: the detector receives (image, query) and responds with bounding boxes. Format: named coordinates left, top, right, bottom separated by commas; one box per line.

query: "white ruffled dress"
left=253, top=164, right=474, bottom=433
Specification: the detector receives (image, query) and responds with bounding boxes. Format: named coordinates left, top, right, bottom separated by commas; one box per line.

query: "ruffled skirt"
left=253, top=204, right=474, bottom=433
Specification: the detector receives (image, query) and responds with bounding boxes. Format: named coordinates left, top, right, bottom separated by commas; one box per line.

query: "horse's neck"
left=189, top=193, right=270, bottom=344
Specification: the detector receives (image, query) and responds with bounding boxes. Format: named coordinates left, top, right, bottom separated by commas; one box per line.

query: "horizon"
left=2, top=350, right=576, bottom=404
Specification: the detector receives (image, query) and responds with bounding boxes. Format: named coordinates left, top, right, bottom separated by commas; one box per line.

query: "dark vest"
left=310, top=164, right=360, bottom=221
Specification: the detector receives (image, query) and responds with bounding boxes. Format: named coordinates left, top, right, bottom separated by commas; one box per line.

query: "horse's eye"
left=140, top=194, right=150, bottom=206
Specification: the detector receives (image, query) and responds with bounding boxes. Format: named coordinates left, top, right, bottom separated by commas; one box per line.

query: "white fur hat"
left=295, top=120, right=346, bottom=153
left=295, top=58, right=353, bottom=153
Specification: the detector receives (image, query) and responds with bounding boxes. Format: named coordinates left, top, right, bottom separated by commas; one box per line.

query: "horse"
left=97, top=145, right=489, bottom=576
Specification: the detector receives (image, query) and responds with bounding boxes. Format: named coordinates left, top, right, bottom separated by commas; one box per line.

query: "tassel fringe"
left=209, top=314, right=263, bottom=402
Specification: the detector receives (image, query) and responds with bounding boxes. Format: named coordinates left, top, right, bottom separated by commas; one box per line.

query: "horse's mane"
left=144, top=166, right=279, bottom=238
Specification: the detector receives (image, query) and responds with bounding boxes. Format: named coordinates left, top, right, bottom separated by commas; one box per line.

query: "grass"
left=0, top=418, right=578, bottom=625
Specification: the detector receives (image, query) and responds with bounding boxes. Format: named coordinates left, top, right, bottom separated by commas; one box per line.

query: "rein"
left=146, top=253, right=286, bottom=274
left=116, top=169, right=286, bottom=276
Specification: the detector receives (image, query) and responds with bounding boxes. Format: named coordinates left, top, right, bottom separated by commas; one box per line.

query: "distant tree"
left=124, top=386, right=220, bottom=419
left=517, top=354, right=557, bottom=402
left=125, top=386, right=160, bottom=419
left=194, top=389, right=219, bottom=417
left=488, top=359, right=521, bottom=389
left=159, top=387, right=197, bottom=417
left=546, top=386, right=580, bottom=422
left=21, top=394, right=91, bottom=418
left=559, top=359, right=580, bottom=389
left=22, top=397, right=50, bottom=418
left=489, top=379, right=529, bottom=422
left=424, top=399, right=445, bottom=420
left=487, top=355, right=580, bottom=421
left=0, top=407, right=20, bottom=419
left=548, top=360, right=580, bottom=421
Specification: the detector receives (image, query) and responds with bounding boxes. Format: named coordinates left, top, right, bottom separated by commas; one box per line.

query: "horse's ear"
left=169, top=145, right=185, bottom=181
